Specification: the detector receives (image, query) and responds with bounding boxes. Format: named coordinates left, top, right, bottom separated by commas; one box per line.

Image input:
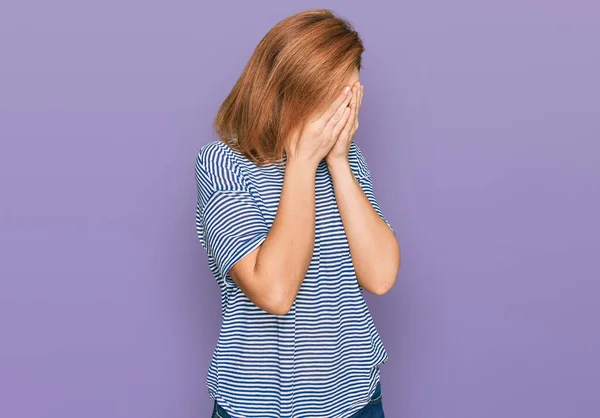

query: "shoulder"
left=348, top=141, right=370, bottom=179
left=196, top=140, right=237, bottom=169
left=348, top=140, right=363, bottom=160
left=195, top=140, right=248, bottom=191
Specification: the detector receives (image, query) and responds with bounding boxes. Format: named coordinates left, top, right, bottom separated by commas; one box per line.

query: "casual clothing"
left=194, top=140, right=394, bottom=418
left=211, top=381, right=385, bottom=418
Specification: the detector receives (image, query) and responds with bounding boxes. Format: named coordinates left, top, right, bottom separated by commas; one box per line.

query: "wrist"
left=326, top=157, right=351, bottom=173
left=285, top=157, right=319, bottom=177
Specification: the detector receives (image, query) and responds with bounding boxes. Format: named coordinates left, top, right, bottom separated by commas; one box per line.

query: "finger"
left=323, top=86, right=352, bottom=124
left=358, top=84, right=363, bottom=111
left=351, top=81, right=361, bottom=106
left=340, top=97, right=357, bottom=141
left=354, top=83, right=363, bottom=131
left=353, top=83, right=361, bottom=128
left=324, top=88, right=353, bottom=133
left=358, top=84, right=365, bottom=110
left=354, top=83, right=362, bottom=115
left=331, top=105, right=352, bottom=139
left=346, top=83, right=358, bottom=131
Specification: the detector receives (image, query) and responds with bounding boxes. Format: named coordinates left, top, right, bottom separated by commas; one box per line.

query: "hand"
left=325, top=81, right=363, bottom=167
left=285, top=85, right=353, bottom=169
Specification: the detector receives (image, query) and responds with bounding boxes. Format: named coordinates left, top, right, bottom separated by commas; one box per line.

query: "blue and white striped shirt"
left=194, top=139, right=394, bottom=418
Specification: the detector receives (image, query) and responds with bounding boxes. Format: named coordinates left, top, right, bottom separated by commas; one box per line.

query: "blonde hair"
left=213, top=9, right=364, bottom=165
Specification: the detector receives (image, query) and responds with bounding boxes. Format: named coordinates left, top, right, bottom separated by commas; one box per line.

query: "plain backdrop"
left=1, top=1, right=599, bottom=417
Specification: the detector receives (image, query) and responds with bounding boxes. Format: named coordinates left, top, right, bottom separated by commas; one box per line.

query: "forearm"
left=254, top=159, right=317, bottom=307
left=328, top=160, right=400, bottom=295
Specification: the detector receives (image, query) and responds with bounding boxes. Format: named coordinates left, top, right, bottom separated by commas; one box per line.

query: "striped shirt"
left=194, top=139, right=394, bottom=418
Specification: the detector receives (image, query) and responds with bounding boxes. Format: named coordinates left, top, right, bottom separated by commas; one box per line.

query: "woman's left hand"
left=325, top=80, right=363, bottom=167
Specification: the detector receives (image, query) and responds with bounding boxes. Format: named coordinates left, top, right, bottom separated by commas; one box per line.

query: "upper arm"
left=350, top=141, right=396, bottom=235
left=201, top=188, right=269, bottom=279
left=195, top=145, right=277, bottom=311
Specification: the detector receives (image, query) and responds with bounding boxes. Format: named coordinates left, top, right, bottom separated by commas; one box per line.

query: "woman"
left=195, top=9, right=400, bottom=418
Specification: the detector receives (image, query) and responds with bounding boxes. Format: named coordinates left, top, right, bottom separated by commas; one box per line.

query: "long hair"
left=213, top=9, right=364, bottom=165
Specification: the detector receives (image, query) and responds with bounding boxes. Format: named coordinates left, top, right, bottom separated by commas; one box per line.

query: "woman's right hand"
left=285, top=85, right=353, bottom=168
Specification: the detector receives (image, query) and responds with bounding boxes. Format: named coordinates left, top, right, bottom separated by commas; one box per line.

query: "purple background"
left=1, top=1, right=599, bottom=417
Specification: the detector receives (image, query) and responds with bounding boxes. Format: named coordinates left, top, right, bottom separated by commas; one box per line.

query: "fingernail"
left=344, top=86, right=351, bottom=93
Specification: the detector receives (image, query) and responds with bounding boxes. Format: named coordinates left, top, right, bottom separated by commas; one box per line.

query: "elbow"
left=260, top=287, right=296, bottom=316
left=263, top=297, right=293, bottom=316
left=369, top=249, right=401, bottom=296
left=265, top=303, right=292, bottom=316
left=391, top=241, right=401, bottom=276
left=237, top=265, right=299, bottom=316
left=371, top=274, right=397, bottom=296
left=359, top=268, right=397, bottom=296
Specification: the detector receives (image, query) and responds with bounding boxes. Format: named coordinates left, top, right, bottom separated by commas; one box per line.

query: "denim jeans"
left=211, top=381, right=384, bottom=418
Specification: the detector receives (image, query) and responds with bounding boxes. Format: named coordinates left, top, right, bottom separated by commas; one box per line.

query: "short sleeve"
left=350, top=142, right=396, bottom=236
left=194, top=144, right=269, bottom=279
